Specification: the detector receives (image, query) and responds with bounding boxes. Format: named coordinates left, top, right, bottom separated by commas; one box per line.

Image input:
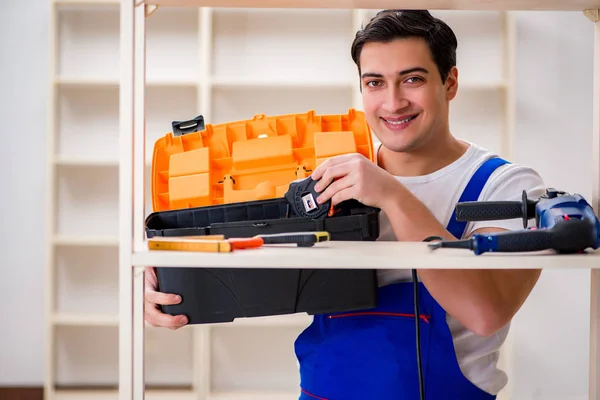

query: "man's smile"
left=380, top=113, right=420, bottom=130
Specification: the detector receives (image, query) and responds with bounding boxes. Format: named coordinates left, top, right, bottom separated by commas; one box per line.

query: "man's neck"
left=378, top=133, right=469, bottom=177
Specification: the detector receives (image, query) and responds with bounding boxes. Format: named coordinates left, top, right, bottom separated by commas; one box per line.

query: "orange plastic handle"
left=228, top=237, right=265, bottom=250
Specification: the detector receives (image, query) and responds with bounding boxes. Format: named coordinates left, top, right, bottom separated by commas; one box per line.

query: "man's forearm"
left=416, top=267, right=541, bottom=336
left=382, top=184, right=542, bottom=337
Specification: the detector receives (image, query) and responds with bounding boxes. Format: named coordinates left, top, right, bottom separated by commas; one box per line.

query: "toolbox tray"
left=147, top=109, right=379, bottom=325
left=145, top=199, right=380, bottom=324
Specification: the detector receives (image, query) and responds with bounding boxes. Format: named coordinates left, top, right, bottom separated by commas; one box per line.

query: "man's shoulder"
left=465, top=144, right=543, bottom=188
left=470, top=148, right=545, bottom=202
left=461, top=144, right=546, bottom=233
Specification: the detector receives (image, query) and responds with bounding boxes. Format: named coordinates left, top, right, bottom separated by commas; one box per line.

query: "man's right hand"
left=144, top=267, right=189, bottom=329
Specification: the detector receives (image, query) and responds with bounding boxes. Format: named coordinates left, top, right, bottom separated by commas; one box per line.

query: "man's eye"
left=406, top=77, right=424, bottom=84
left=366, top=80, right=381, bottom=87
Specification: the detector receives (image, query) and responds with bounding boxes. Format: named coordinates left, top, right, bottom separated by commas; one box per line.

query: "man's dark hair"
left=351, top=10, right=458, bottom=83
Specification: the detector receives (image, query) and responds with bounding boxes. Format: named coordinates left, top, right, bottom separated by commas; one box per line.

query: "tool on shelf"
left=148, top=231, right=331, bottom=252
left=429, top=188, right=600, bottom=255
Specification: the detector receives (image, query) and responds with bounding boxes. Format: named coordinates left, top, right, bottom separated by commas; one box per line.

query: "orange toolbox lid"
left=151, top=108, right=375, bottom=213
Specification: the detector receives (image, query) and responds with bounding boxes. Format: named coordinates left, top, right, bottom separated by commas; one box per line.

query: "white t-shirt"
left=375, top=141, right=546, bottom=395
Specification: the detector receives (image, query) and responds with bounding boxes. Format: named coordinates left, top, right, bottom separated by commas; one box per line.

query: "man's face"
left=359, top=37, right=458, bottom=153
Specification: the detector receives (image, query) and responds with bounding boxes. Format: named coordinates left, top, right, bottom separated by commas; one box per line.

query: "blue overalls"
left=294, top=157, right=509, bottom=400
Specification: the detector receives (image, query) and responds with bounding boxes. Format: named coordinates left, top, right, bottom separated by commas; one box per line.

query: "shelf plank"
left=55, top=156, right=119, bottom=167
left=54, top=389, right=299, bottom=400
left=55, top=0, right=119, bottom=5
left=208, top=313, right=312, bottom=328
left=208, top=392, right=299, bottom=400
left=54, top=235, right=119, bottom=247
left=133, top=241, right=600, bottom=269
left=55, top=77, right=119, bottom=87
left=53, top=313, right=119, bottom=326
left=55, top=76, right=197, bottom=88
left=143, top=0, right=600, bottom=11
left=54, top=389, right=196, bottom=400
left=53, top=312, right=311, bottom=328
left=211, top=77, right=354, bottom=89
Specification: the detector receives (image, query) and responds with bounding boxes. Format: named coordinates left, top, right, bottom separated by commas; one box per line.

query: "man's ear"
left=445, top=66, right=459, bottom=101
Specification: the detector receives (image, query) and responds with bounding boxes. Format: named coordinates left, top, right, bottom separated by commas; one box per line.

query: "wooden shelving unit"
left=118, top=0, right=599, bottom=397
left=45, top=0, right=600, bottom=399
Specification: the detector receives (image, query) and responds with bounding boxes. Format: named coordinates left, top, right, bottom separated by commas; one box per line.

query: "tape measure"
left=284, top=177, right=332, bottom=219
left=147, top=231, right=331, bottom=252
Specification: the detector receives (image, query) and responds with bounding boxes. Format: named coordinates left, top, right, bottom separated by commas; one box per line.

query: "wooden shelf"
left=141, top=0, right=600, bottom=11
left=54, top=235, right=119, bottom=247
left=55, top=76, right=198, bottom=87
left=210, top=77, right=353, bottom=89
left=52, top=312, right=311, bottom=328
left=54, top=156, right=120, bottom=167
left=208, top=392, right=299, bottom=400
left=207, top=313, right=312, bottom=328
left=54, top=389, right=299, bottom=400
left=53, top=313, right=119, bottom=326
left=54, top=389, right=197, bottom=400
left=55, top=0, right=119, bottom=4
left=134, top=241, right=600, bottom=269
left=49, top=0, right=600, bottom=397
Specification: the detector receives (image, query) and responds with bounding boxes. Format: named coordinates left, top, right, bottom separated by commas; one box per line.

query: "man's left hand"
left=311, top=153, right=402, bottom=210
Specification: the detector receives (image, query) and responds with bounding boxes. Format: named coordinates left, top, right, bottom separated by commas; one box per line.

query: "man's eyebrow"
left=360, top=67, right=429, bottom=79
left=360, top=72, right=384, bottom=79
left=399, top=67, right=429, bottom=75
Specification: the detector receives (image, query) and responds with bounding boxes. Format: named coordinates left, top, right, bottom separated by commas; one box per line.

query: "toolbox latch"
left=172, top=115, right=205, bottom=137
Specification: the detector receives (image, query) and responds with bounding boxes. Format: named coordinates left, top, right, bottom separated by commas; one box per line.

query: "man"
left=145, top=9, right=545, bottom=400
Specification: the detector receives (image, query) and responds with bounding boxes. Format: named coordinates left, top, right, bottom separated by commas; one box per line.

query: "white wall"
left=508, top=11, right=594, bottom=400
left=0, top=0, right=49, bottom=386
left=0, top=3, right=597, bottom=399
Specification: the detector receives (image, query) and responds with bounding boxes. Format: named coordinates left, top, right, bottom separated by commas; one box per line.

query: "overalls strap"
left=446, top=157, right=509, bottom=238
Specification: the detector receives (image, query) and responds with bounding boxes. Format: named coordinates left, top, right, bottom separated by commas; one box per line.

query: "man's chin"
left=377, top=135, right=422, bottom=154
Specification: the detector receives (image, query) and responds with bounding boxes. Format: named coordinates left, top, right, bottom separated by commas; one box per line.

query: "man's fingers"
left=314, top=163, right=352, bottom=193
left=331, top=187, right=355, bottom=206
left=145, top=290, right=182, bottom=306
left=144, top=267, right=158, bottom=288
left=317, top=176, right=353, bottom=205
left=311, top=153, right=359, bottom=181
left=145, top=304, right=188, bottom=328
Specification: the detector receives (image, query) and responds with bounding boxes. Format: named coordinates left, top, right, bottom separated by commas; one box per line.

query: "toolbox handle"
left=172, top=115, right=205, bottom=137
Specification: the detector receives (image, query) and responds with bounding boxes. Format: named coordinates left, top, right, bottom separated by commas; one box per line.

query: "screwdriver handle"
left=256, top=231, right=330, bottom=247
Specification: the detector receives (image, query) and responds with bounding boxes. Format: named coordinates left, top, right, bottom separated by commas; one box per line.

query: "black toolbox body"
left=145, top=198, right=380, bottom=324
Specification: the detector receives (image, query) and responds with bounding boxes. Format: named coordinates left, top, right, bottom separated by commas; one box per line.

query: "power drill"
left=429, top=188, right=600, bottom=255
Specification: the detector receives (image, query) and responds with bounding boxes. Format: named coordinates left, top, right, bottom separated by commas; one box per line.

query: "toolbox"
left=146, top=108, right=381, bottom=324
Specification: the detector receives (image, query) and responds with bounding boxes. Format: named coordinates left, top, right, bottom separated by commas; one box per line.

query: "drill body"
left=535, top=190, right=598, bottom=231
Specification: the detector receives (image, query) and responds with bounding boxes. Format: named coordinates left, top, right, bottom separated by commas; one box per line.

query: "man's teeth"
left=385, top=116, right=416, bottom=125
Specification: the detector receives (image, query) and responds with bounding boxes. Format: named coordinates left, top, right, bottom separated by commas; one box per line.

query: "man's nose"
left=382, top=87, right=410, bottom=113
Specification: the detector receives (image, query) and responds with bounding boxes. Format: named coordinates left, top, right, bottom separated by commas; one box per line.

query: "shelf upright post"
left=45, top=2, right=58, bottom=399
left=119, top=0, right=135, bottom=398
left=119, top=0, right=148, bottom=398
left=585, top=8, right=600, bottom=400
left=132, top=3, right=149, bottom=400
left=194, top=8, right=213, bottom=400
